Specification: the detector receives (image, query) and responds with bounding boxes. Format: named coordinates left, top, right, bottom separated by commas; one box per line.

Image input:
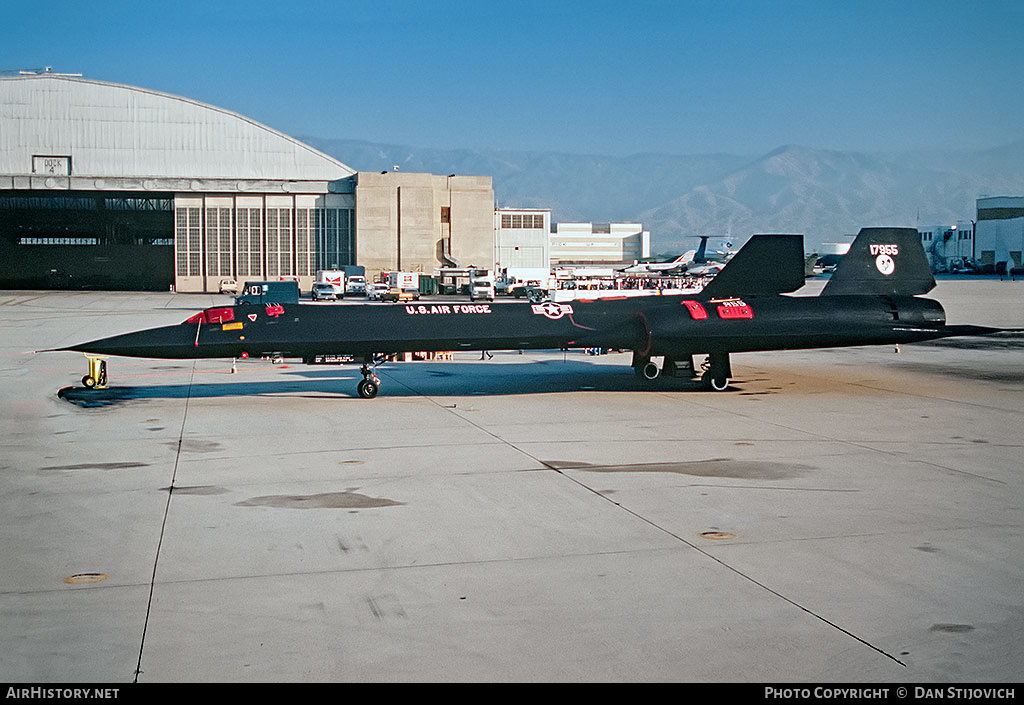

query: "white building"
left=549, top=222, right=650, bottom=266
left=493, top=207, right=551, bottom=279
left=975, top=196, right=1024, bottom=271
left=918, top=220, right=974, bottom=271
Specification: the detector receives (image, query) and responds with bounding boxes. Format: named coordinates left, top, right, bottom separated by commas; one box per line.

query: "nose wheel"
left=81, top=355, right=108, bottom=389
left=357, top=363, right=380, bottom=398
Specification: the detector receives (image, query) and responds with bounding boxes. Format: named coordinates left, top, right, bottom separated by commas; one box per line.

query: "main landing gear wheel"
left=701, top=370, right=730, bottom=391
left=357, top=362, right=380, bottom=399
left=700, top=352, right=732, bottom=392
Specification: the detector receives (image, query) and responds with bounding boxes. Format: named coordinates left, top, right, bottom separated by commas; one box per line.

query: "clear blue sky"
left=4, top=0, right=1022, bottom=156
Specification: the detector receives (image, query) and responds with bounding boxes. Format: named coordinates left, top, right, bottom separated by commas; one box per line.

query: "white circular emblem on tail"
left=875, top=254, right=895, bottom=276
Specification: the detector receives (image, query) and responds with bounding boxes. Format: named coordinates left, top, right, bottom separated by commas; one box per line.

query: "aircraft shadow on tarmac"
left=56, top=359, right=716, bottom=407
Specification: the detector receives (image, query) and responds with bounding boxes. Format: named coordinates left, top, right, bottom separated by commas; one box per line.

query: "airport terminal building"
left=0, top=72, right=494, bottom=292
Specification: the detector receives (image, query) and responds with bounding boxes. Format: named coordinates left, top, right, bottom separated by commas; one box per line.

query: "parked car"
left=368, top=283, right=389, bottom=301
left=511, top=280, right=541, bottom=297
left=218, top=278, right=238, bottom=295
left=381, top=287, right=420, bottom=303
left=311, top=282, right=338, bottom=301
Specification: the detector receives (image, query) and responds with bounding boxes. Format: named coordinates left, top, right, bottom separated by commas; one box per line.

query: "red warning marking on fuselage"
left=715, top=299, right=753, bottom=320
left=681, top=300, right=709, bottom=320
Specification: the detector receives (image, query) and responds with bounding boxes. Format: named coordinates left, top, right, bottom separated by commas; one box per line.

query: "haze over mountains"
left=302, top=136, right=1024, bottom=255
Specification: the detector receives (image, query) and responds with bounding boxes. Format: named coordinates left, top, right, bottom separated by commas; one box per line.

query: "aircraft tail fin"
left=822, top=227, right=935, bottom=296
left=693, top=236, right=708, bottom=264
left=700, top=234, right=806, bottom=299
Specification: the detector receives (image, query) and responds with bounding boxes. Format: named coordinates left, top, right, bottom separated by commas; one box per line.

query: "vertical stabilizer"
left=822, top=227, right=935, bottom=296
left=693, top=236, right=708, bottom=263
left=700, top=234, right=806, bottom=299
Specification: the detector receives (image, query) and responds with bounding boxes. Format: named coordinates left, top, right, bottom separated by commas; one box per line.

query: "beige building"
left=549, top=222, right=650, bottom=266
left=354, top=172, right=495, bottom=283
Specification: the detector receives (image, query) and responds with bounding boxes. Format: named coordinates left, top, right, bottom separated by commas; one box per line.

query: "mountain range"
left=301, top=136, right=1024, bottom=254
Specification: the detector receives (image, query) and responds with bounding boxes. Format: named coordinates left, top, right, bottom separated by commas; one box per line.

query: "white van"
left=346, top=275, right=366, bottom=295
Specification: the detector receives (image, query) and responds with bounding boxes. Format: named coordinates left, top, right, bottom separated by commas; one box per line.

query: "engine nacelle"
left=633, top=295, right=947, bottom=360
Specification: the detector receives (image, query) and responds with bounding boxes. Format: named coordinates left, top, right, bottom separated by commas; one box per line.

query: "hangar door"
left=0, top=191, right=174, bottom=290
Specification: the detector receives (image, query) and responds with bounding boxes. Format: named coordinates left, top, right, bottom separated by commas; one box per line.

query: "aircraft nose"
left=61, top=324, right=197, bottom=358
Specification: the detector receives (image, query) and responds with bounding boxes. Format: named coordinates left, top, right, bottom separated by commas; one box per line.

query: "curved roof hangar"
left=0, top=74, right=354, bottom=185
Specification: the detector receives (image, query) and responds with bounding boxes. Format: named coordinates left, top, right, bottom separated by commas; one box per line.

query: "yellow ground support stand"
left=82, top=355, right=108, bottom=389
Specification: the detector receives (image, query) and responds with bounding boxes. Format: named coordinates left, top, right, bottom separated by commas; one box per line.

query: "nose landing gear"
left=357, top=362, right=380, bottom=398
left=82, top=355, right=108, bottom=389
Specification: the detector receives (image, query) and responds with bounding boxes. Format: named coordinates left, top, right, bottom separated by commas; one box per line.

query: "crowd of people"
left=555, top=274, right=713, bottom=292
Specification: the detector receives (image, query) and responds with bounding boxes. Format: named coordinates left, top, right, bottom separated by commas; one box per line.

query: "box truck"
left=316, top=270, right=346, bottom=297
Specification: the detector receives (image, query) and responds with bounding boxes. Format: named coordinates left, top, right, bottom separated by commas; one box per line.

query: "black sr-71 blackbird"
left=49, top=227, right=1008, bottom=398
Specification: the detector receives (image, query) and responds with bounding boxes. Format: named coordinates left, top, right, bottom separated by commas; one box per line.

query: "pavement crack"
left=133, top=359, right=196, bottom=683
left=363, top=362, right=912, bottom=671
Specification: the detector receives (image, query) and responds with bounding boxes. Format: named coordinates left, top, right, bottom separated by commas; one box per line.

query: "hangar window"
left=295, top=208, right=316, bottom=277
left=19, top=237, right=98, bottom=246
left=236, top=208, right=263, bottom=278
left=218, top=209, right=232, bottom=274
left=316, top=208, right=354, bottom=270
left=205, top=207, right=233, bottom=277
left=104, top=197, right=172, bottom=211
left=0, top=195, right=97, bottom=210
left=175, top=207, right=202, bottom=277
left=266, top=208, right=293, bottom=277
